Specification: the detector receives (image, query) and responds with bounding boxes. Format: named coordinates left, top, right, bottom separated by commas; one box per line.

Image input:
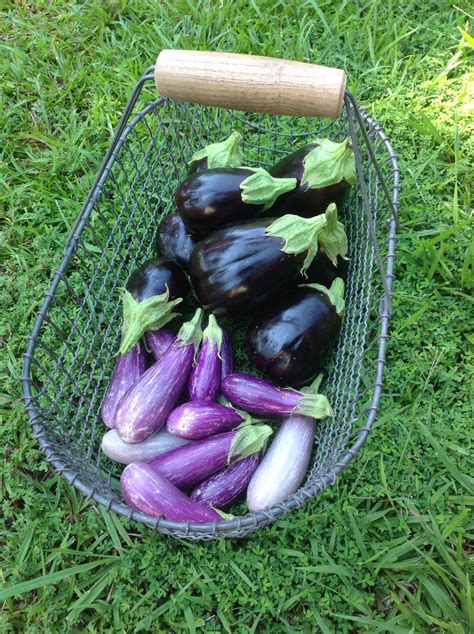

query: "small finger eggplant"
left=221, top=330, right=234, bottom=379
left=101, top=341, right=148, bottom=428
left=146, top=329, right=175, bottom=361
left=188, top=131, right=244, bottom=174
left=267, top=138, right=356, bottom=217
left=176, top=167, right=297, bottom=236
left=121, top=462, right=222, bottom=523
left=167, top=401, right=244, bottom=440
left=188, top=315, right=223, bottom=401
left=247, top=278, right=345, bottom=386
left=155, top=213, right=198, bottom=273
left=101, top=428, right=191, bottom=464
left=114, top=308, right=203, bottom=443
left=189, top=203, right=347, bottom=313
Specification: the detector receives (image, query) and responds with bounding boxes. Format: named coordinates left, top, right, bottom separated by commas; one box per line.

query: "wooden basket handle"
left=155, top=50, right=346, bottom=118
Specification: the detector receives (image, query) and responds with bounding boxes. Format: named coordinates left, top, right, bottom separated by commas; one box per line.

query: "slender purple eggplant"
left=188, top=315, right=223, bottom=401
left=114, top=309, right=203, bottom=443
left=167, top=401, right=244, bottom=440
left=146, top=329, right=175, bottom=361
left=247, top=414, right=316, bottom=511
left=101, top=429, right=191, bottom=464
left=222, top=373, right=333, bottom=420
left=220, top=330, right=234, bottom=379
left=121, top=462, right=222, bottom=523
left=191, top=453, right=261, bottom=509
left=101, top=341, right=148, bottom=429
left=188, top=131, right=244, bottom=175
left=155, top=213, right=198, bottom=273
left=148, top=423, right=272, bottom=490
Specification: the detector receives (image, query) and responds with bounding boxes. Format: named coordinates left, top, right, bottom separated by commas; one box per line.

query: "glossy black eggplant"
left=155, top=213, right=198, bottom=273
left=246, top=279, right=345, bottom=386
left=303, top=247, right=349, bottom=287
left=176, top=167, right=296, bottom=236
left=267, top=138, right=356, bottom=218
left=187, top=131, right=244, bottom=175
left=127, top=257, right=189, bottom=302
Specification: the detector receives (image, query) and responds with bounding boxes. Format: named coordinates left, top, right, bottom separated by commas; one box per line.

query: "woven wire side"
left=23, top=89, right=398, bottom=540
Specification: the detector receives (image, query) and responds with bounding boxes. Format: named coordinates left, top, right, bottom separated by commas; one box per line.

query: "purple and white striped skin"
left=148, top=423, right=272, bottom=490
left=101, top=429, right=191, bottom=464
left=188, top=315, right=223, bottom=401
left=191, top=453, right=261, bottom=509
left=220, top=330, right=234, bottom=379
left=167, top=401, right=244, bottom=440
left=114, top=308, right=203, bottom=443
left=146, top=329, right=175, bottom=360
left=247, top=415, right=315, bottom=511
left=101, top=342, right=148, bottom=429
left=121, top=462, right=222, bottom=523
left=222, top=373, right=333, bottom=420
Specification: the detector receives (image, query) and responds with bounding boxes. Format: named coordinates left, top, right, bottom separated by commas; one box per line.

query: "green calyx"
left=228, top=423, right=273, bottom=464
left=264, top=203, right=347, bottom=275
left=302, top=138, right=356, bottom=189
left=177, top=307, right=203, bottom=350
left=213, top=508, right=235, bottom=520
left=295, top=373, right=333, bottom=419
left=240, top=167, right=297, bottom=210
left=203, top=314, right=224, bottom=354
left=306, top=278, right=345, bottom=316
left=119, top=289, right=181, bottom=354
left=190, top=131, right=244, bottom=169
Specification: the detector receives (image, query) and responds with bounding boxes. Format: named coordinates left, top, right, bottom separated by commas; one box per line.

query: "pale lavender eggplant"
left=220, top=330, right=233, bottom=379
left=121, top=462, right=222, bottom=523
left=114, top=309, right=203, bottom=443
left=188, top=315, right=223, bottom=401
left=167, top=401, right=243, bottom=440
left=101, top=342, right=147, bottom=429
left=222, top=373, right=333, bottom=420
left=146, top=329, right=175, bottom=360
left=101, top=429, right=191, bottom=464
left=191, top=453, right=261, bottom=509
left=149, top=423, right=272, bottom=490
left=247, top=415, right=315, bottom=511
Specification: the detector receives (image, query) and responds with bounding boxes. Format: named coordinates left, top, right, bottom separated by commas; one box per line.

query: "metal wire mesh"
left=23, top=75, right=399, bottom=540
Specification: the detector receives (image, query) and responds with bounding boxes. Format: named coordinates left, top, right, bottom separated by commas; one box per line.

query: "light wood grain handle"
left=155, top=50, right=346, bottom=118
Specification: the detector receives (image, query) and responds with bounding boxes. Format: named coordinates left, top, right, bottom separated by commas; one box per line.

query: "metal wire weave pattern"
left=22, top=74, right=399, bottom=540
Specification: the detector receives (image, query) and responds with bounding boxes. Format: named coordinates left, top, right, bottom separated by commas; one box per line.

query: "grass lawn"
left=1, top=0, right=473, bottom=631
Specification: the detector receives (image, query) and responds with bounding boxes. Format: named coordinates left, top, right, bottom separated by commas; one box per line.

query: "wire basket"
left=23, top=53, right=399, bottom=540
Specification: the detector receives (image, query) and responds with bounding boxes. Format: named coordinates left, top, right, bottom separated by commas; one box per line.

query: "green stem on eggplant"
left=302, top=138, right=357, bottom=189
left=190, top=131, right=244, bottom=170
left=240, top=168, right=297, bottom=210
left=305, top=278, right=345, bottom=316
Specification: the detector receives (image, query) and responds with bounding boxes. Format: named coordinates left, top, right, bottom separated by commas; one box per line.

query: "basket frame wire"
left=22, top=70, right=400, bottom=540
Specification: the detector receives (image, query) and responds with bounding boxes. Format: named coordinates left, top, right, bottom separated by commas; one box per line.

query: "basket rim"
left=22, top=77, right=400, bottom=539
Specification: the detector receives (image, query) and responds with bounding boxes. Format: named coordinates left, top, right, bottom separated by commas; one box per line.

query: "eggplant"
left=155, top=213, right=198, bottom=273
left=303, top=247, right=349, bottom=287
left=120, top=258, right=187, bottom=354
left=267, top=138, right=356, bottom=217
left=247, top=415, right=315, bottom=511
left=221, top=330, right=234, bottom=379
left=191, top=453, right=261, bottom=509
left=247, top=278, right=345, bottom=386
left=121, top=462, right=222, bottom=523
left=188, top=315, right=223, bottom=401
left=114, top=309, right=203, bottom=443
left=189, top=203, right=347, bottom=313
left=101, top=342, right=148, bottom=429
left=146, top=329, right=175, bottom=361
left=101, top=428, right=191, bottom=464
left=148, top=423, right=272, bottom=490
left=176, top=167, right=297, bottom=236
left=222, top=373, right=333, bottom=420
left=167, top=401, right=244, bottom=440
left=188, top=131, right=244, bottom=174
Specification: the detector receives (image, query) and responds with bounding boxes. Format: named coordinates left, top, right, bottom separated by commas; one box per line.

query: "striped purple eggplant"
left=191, top=453, right=261, bottom=509
left=101, top=342, right=148, bottom=429
left=167, top=401, right=244, bottom=440
left=146, top=329, right=175, bottom=360
left=101, top=428, right=191, bottom=464
left=188, top=315, right=223, bottom=401
left=148, top=423, right=272, bottom=490
left=220, top=330, right=233, bottom=379
left=114, top=309, right=203, bottom=443
left=121, top=462, right=222, bottom=523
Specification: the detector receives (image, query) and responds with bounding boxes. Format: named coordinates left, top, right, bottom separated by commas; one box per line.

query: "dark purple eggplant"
left=191, top=453, right=261, bottom=509
left=148, top=423, right=272, bottom=490
left=167, top=401, right=244, bottom=439
left=303, top=247, right=349, bottom=287
left=221, top=330, right=234, bottom=379
left=114, top=309, right=203, bottom=443
left=155, top=213, right=198, bottom=273
left=188, top=131, right=244, bottom=175
left=101, top=342, right=148, bottom=428
left=247, top=278, right=345, bottom=386
left=176, top=167, right=296, bottom=236
left=188, top=315, right=223, bottom=401
left=267, top=138, right=356, bottom=217
left=146, top=329, right=175, bottom=361
left=120, top=258, right=188, bottom=354
left=189, top=204, right=347, bottom=313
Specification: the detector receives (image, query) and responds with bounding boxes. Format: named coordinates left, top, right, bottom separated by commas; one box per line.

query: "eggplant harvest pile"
left=101, top=131, right=355, bottom=523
